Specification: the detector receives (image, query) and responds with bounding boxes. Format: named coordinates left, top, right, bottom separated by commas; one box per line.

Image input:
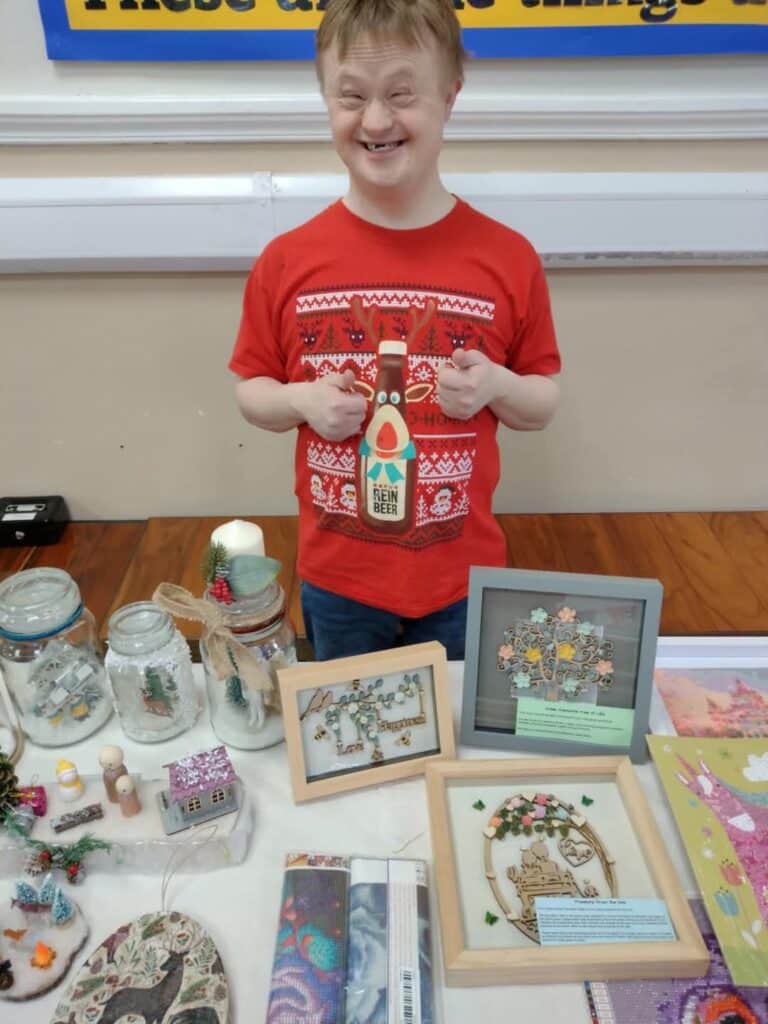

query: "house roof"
left=168, top=746, right=237, bottom=802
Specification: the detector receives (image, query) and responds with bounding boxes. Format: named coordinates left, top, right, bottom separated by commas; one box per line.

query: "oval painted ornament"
left=51, top=911, right=229, bottom=1024
left=483, top=792, right=617, bottom=944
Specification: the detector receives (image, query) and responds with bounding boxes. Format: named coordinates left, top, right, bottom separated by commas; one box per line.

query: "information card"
left=535, top=898, right=676, bottom=946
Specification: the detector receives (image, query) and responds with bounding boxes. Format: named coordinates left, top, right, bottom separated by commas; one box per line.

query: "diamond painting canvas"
left=649, top=736, right=768, bottom=986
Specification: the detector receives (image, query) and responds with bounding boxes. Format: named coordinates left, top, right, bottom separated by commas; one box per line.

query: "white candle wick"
left=211, top=519, right=265, bottom=558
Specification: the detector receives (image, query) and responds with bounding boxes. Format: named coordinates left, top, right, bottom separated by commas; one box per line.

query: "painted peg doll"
left=115, top=774, right=141, bottom=818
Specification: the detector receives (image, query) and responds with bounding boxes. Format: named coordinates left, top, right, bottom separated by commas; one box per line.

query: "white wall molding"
left=1, top=91, right=768, bottom=145
left=1, top=172, right=766, bottom=273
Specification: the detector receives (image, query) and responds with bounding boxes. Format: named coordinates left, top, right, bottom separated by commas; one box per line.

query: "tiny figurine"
left=115, top=775, right=141, bottom=818
left=51, top=803, right=104, bottom=834
left=99, top=745, right=128, bottom=803
left=30, top=941, right=56, bottom=969
left=55, top=761, right=84, bottom=803
left=157, top=746, right=239, bottom=836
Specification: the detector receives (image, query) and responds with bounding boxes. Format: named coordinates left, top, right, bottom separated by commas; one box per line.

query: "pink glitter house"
left=158, top=746, right=239, bottom=835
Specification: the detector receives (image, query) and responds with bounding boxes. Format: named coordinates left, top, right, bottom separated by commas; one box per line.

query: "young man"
left=230, top=0, right=561, bottom=660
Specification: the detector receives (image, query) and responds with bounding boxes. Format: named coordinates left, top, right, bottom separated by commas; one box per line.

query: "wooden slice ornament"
left=51, top=911, right=229, bottom=1024
left=483, top=792, right=617, bottom=944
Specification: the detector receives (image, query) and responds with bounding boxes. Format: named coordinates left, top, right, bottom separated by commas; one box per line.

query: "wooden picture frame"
left=278, top=641, right=455, bottom=802
left=461, top=567, right=663, bottom=763
left=425, top=755, right=709, bottom=986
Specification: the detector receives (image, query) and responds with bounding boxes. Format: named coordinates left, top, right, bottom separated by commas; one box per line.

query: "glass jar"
left=201, top=580, right=293, bottom=750
left=105, top=601, right=199, bottom=743
left=0, top=568, right=112, bottom=747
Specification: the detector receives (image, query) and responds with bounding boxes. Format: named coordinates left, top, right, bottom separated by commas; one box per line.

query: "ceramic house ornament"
left=51, top=911, right=230, bottom=1024
left=158, top=746, right=239, bottom=836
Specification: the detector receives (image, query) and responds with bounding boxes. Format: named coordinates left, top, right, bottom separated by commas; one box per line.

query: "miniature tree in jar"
left=105, top=601, right=198, bottom=743
left=200, top=521, right=292, bottom=750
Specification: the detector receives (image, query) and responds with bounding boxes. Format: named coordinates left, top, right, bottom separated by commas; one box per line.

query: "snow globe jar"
left=200, top=521, right=293, bottom=750
left=105, top=601, right=199, bottom=743
left=0, top=568, right=112, bottom=746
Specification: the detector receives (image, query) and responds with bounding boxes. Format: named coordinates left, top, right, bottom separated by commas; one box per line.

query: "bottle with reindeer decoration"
left=105, top=602, right=198, bottom=743
left=352, top=298, right=435, bottom=535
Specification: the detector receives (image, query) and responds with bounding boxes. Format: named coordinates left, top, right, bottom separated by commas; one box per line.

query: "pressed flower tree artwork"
left=649, top=736, right=768, bottom=986
left=498, top=606, right=614, bottom=704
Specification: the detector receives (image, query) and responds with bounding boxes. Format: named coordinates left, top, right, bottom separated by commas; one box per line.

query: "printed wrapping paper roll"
left=266, top=853, right=350, bottom=1024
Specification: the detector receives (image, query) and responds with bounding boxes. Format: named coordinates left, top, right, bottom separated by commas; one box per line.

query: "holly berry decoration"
left=210, top=577, right=234, bottom=605
left=66, top=862, right=81, bottom=883
left=39, top=849, right=53, bottom=868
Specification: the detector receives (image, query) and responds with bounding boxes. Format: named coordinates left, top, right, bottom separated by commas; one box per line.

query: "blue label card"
left=535, top=898, right=677, bottom=946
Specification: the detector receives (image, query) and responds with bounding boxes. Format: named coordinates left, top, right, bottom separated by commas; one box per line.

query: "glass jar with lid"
left=105, top=601, right=199, bottom=743
left=0, top=567, right=112, bottom=746
left=201, top=578, right=293, bottom=750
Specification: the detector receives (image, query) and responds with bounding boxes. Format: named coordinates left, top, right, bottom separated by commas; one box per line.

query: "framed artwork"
left=425, top=755, right=708, bottom=987
left=278, top=641, right=455, bottom=802
left=650, top=637, right=768, bottom=738
left=648, top=736, right=768, bottom=986
left=461, top=568, right=663, bottom=762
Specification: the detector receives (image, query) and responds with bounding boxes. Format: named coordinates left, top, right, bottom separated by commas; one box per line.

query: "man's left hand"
left=436, top=348, right=500, bottom=421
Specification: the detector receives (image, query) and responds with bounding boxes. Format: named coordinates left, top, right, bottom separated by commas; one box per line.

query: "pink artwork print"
left=654, top=667, right=768, bottom=737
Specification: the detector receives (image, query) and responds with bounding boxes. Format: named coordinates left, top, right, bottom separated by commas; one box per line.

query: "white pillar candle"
left=211, top=519, right=265, bottom=558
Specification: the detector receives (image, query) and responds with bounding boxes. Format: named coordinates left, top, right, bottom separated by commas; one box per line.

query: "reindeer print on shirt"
left=296, top=284, right=495, bottom=550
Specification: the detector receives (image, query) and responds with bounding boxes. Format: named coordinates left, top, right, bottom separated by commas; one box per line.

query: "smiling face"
left=320, top=33, right=461, bottom=209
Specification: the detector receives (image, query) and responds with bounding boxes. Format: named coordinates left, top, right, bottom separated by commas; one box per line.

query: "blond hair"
left=316, top=0, right=466, bottom=83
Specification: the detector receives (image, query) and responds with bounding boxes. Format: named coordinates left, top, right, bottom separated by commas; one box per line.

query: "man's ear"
left=445, top=78, right=463, bottom=117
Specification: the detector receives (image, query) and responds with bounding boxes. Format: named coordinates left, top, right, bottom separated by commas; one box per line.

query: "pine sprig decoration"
left=201, top=542, right=230, bottom=587
left=0, top=752, right=20, bottom=824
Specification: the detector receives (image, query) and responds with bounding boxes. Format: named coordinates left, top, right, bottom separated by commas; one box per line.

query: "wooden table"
left=1, top=512, right=766, bottom=658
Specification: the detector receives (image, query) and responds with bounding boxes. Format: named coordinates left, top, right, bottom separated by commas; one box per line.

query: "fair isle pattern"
left=297, top=286, right=495, bottom=322
left=303, top=352, right=377, bottom=378
left=302, top=352, right=451, bottom=404
left=417, top=435, right=476, bottom=481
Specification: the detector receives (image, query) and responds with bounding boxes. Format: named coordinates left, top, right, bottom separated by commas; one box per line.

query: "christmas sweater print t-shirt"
left=230, top=199, right=560, bottom=618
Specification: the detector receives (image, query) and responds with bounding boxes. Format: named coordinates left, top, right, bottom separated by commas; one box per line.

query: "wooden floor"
left=1, top=512, right=767, bottom=648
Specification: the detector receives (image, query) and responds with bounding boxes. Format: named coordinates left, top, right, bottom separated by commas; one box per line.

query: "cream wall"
left=1, top=139, right=767, bottom=519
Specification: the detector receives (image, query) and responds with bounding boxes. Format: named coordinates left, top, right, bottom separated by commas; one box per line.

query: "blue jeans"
left=301, top=581, right=468, bottom=661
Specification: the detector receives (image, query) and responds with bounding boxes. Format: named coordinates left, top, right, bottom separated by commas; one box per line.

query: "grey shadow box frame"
left=460, top=567, right=663, bottom=763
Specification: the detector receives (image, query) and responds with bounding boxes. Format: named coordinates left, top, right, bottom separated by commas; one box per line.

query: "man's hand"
left=436, top=348, right=500, bottom=421
left=293, top=369, right=367, bottom=441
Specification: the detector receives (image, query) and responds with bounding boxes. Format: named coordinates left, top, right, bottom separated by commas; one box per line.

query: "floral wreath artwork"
left=482, top=792, right=617, bottom=944
left=302, top=673, right=427, bottom=764
left=498, top=606, right=615, bottom=703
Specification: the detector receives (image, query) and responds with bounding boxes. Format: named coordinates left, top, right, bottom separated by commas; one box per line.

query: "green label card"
left=515, top=699, right=634, bottom=747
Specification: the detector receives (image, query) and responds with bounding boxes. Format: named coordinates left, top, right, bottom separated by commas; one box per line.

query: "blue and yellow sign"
left=38, top=0, right=768, bottom=60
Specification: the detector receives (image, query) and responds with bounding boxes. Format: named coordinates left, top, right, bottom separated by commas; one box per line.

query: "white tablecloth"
left=8, top=662, right=696, bottom=1024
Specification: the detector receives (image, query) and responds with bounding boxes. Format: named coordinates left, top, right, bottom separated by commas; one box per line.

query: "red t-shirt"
left=230, top=198, right=560, bottom=618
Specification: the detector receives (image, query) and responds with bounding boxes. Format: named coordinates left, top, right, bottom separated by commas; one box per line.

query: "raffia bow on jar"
left=151, top=583, right=279, bottom=712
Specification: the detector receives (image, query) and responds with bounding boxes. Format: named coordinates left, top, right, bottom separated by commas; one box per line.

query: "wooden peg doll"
left=99, top=745, right=128, bottom=803
left=115, top=774, right=141, bottom=818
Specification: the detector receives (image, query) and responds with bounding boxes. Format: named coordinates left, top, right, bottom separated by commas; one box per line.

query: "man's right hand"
left=292, top=369, right=368, bottom=441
